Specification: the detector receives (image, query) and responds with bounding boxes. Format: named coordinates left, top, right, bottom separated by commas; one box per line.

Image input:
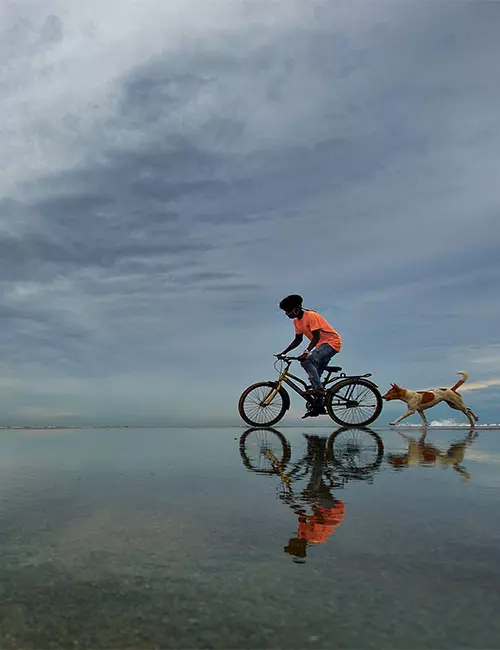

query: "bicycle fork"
left=261, top=376, right=287, bottom=406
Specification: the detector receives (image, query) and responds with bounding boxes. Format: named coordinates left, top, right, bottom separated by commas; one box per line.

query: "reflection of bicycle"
left=238, top=356, right=383, bottom=428
left=239, top=426, right=384, bottom=479
left=239, top=427, right=384, bottom=561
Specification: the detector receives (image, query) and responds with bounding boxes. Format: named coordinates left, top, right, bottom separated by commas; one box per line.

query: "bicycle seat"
left=324, top=365, right=342, bottom=372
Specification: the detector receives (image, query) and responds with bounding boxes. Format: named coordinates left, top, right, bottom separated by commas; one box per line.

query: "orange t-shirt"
left=294, top=310, right=342, bottom=352
left=297, top=503, right=345, bottom=544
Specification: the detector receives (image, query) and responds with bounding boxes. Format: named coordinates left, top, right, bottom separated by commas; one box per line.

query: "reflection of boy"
left=284, top=500, right=345, bottom=561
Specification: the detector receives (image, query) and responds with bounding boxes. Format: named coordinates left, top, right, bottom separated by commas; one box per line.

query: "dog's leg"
left=446, top=401, right=477, bottom=428
left=390, top=409, right=416, bottom=425
left=467, top=408, right=479, bottom=422
left=455, top=407, right=476, bottom=429
left=445, top=400, right=477, bottom=428
left=452, top=464, right=471, bottom=481
left=465, top=411, right=477, bottom=428
left=417, top=410, right=428, bottom=426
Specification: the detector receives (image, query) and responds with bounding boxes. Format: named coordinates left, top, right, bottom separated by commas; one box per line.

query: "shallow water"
left=0, top=426, right=499, bottom=648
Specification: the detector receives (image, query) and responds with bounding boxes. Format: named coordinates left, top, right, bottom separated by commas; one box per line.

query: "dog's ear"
left=391, top=383, right=397, bottom=388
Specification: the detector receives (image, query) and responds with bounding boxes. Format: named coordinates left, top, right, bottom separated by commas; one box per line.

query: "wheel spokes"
left=242, top=386, right=284, bottom=425
left=330, top=429, right=383, bottom=473
left=330, top=383, right=379, bottom=425
left=239, top=428, right=290, bottom=474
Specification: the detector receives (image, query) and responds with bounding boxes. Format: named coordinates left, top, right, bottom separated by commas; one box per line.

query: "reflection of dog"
left=382, top=371, right=478, bottom=427
left=387, top=430, right=477, bottom=480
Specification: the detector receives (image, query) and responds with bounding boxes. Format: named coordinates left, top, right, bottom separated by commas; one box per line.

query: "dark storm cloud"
left=1, top=0, right=499, bottom=424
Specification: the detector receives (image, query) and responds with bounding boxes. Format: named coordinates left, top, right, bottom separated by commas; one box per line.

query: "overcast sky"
left=1, top=0, right=499, bottom=426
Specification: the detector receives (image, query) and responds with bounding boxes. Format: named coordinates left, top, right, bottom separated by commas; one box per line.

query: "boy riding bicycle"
left=276, top=294, right=342, bottom=418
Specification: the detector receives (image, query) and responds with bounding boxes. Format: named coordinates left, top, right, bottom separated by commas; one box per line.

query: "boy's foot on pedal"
left=302, top=406, right=327, bottom=419
left=305, top=387, right=326, bottom=395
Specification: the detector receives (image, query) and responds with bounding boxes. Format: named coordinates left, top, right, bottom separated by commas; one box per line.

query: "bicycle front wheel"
left=239, top=428, right=291, bottom=474
left=238, top=382, right=288, bottom=427
left=326, top=378, right=383, bottom=426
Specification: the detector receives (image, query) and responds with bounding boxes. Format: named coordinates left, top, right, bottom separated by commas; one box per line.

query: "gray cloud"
left=0, top=0, right=499, bottom=424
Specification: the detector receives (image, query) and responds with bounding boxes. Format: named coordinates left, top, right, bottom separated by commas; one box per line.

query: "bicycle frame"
left=261, top=357, right=376, bottom=408
left=264, top=435, right=349, bottom=499
left=260, top=360, right=309, bottom=406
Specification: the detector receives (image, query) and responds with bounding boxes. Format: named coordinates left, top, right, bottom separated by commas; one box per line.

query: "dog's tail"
left=451, top=371, right=468, bottom=392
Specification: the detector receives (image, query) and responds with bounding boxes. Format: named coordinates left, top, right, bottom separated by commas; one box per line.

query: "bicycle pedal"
left=302, top=407, right=326, bottom=419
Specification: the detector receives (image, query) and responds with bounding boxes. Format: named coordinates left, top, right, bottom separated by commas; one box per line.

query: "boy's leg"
left=316, top=345, right=337, bottom=385
left=301, top=353, right=323, bottom=390
left=301, top=353, right=324, bottom=418
left=301, top=346, right=336, bottom=418
left=303, top=345, right=337, bottom=388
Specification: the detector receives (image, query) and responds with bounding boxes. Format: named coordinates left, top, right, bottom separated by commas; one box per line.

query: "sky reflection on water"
left=0, top=426, right=499, bottom=648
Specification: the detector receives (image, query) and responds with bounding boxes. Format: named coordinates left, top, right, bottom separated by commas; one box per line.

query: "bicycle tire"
left=326, top=378, right=383, bottom=427
left=327, top=427, right=384, bottom=475
left=238, top=382, right=288, bottom=427
left=239, top=428, right=291, bottom=474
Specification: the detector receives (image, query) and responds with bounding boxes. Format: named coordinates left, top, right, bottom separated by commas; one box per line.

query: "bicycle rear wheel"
left=238, top=382, right=288, bottom=427
left=326, top=378, right=383, bottom=426
left=239, top=428, right=291, bottom=474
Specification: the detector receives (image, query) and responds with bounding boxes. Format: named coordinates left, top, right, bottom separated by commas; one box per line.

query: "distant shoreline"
left=0, top=424, right=499, bottom=431
left=0, top=425, right=136, bottom=430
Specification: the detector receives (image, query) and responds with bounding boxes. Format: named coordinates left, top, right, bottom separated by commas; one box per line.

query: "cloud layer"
left=1, top=0, right=499, bottom=424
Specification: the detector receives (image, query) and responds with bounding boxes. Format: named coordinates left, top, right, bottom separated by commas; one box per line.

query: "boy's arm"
left=277, top=334, right=303, bottom=356
left=304, top=330, right=320, bottom=354
left=296, top=330, right=320, bottom=360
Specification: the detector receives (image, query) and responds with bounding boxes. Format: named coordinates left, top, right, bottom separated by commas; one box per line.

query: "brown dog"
left=382, top=371, right=478, bottom=427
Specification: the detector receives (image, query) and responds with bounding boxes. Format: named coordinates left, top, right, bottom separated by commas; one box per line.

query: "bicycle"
left=239, top=426, right=384, bottom=478
left=238, top=355, right=383, bottom=428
